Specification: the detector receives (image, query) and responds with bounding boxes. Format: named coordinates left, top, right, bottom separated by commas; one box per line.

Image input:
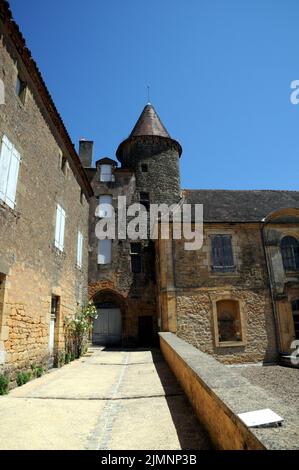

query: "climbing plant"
left=64, top=302, right=98, bottom=359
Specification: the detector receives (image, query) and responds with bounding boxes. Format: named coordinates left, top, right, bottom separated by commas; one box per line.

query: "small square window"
left=16, top=75, right=26, bottom=103
left=141, top=164, right=148, bottom=173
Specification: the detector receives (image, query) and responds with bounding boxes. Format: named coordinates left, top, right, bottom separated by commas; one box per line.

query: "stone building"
left=1, top=0, right=299, bottom=375
left=84, top=103, right=299, bottom=366
left=0, top=1, right=93, bottom=381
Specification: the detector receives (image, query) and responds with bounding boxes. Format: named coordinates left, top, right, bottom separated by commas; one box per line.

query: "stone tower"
left=84, top=103, right=183, bottom=347
left=116, top=103, right=182, bottom=205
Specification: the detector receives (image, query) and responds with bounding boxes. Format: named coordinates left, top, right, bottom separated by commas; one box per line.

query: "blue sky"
left=9, top=0, right=299, bottom=190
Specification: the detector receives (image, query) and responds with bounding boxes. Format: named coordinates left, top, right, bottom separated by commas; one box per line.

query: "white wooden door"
left=92, top=308, right=122, bottom=345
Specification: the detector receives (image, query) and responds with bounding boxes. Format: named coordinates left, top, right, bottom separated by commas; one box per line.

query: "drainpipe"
left=260, top=221, right=282, bottom=355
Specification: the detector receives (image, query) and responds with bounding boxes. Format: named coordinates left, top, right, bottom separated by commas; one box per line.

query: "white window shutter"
left=0, top=136, right=12, bottom=201
left=97, top=195, right=113, bottom=217
left=77, top=231, right=83, bottom=268
left=55, top=204, right=65, bottom=251
left=100, top=164, right=112, bottom=182
left=5, top=146, right=21, bottom=209
left=98, top=239, right=112, bottom=264
left=59, top=207, right=65, bottom=251
left=55, top=205, right=61, bottom=250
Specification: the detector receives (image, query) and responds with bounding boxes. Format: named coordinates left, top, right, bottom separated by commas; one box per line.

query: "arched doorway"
left=92, top=290, right=125, bottom=346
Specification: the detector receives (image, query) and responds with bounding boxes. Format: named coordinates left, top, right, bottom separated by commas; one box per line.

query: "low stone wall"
left=159, top=332, right=297, bottom=450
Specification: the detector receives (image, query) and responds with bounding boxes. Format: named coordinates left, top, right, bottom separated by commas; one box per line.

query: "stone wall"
left=157, top=223, right=278, bottom=364
left=87, top=165, right=158, bottom=345
left=0, top=26, right=90, bottom=382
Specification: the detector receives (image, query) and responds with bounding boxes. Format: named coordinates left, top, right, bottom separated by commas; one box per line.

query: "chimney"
left=79, top=139, right=94, bottom=168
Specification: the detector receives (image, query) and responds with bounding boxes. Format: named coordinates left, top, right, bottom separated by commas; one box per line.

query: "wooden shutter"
left=98, top=239, right=112, bottom=264
left=0, top=135, right=21, bottom=208
left=100, top=164, right=112, bottom=182
left=77, top=231, right=83, bottom=267
left=98, top=195, right=113, bottom=217
left=6, top=146, right=21, bottom=209
left=212, top=235, right=234, bottom=271
left=55, top=204, right=65, bottom=251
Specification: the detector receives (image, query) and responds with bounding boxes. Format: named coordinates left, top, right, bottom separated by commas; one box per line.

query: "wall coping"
left=159, top=332, right=299, bottom=450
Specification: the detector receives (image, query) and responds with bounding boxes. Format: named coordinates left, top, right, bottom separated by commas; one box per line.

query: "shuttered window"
left=211, top=235, right=235, bottom=272
left=100, top=164, right=112, bottom=182
left=96, top=195, right=113, bottom=218
left=77, top=231, right=83, bottom=268
left=98, top=239, right=112, bottom=264
left=0, top=135, right=21, bottom=209
left=54, top=204, right=66, bottom=252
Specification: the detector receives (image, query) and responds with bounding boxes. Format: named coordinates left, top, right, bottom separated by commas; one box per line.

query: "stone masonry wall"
left=171, top=224, right=278, bottom=364
left=0, top=29, right=89, bottom=382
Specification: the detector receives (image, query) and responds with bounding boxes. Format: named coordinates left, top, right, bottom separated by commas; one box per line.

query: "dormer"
left=96, top=157, right=118, bottom=183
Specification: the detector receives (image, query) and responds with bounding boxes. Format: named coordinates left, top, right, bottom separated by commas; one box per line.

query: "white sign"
left=238, top=408, right=283, bottom=428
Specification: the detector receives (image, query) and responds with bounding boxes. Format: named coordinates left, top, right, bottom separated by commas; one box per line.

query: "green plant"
left=31, top=363, right=44, bottom=378
left=65, top=302, right=98, bottom=359
left=57, top=351, right=65, bottom=368
left=16, top=371, right=31, bottom=387
left=0, top=373, right=9, bottom=395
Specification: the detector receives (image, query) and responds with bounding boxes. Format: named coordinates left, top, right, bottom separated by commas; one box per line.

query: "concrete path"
left=0, top=348, right=211, bottom=450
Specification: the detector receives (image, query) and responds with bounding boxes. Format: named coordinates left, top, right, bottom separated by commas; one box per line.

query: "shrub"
left=16, top=371, right=31, bottom=387
left=31, top=363, right=44, bottom=378
left=64, top=302, right=97, bottom=360
left=0, top=374, right=9, bottom=395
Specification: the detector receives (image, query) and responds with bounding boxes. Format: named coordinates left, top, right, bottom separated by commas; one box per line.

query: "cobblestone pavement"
left=0, top=348, right=211, bottom=450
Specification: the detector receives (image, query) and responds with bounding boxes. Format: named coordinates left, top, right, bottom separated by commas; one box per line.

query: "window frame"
left=280, top=236, right=299, bottom=272
left=0, top=135, right=21, bottom=210
left=100, top=164, right=113, bottom=182
left=210, top=234, right=235, bottom=273
left=212, top=296, right=246, bottom=348
left=77, top=230, right=83, bottom=268
left=97, top=238, right=112, bottom=265
left=54, top=204, right=66, bottom=252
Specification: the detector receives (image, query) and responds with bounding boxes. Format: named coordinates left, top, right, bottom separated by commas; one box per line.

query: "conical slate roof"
left=129, top=104, right=170, bottom=138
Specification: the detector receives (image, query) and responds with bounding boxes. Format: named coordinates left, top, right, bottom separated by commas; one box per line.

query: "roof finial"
left=147, top=85, right=151, bottom=105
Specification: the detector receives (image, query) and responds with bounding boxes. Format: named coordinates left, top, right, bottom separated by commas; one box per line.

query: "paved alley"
left=0, top=348, right=210, bottom=450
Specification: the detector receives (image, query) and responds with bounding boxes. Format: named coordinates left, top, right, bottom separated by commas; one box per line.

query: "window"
left=281, top=236, right=299, bottom=271
left=98, top=239, right=112, bottom=264
left=16, top=75, right=26, bottom=103
left=216, top=300, right=242, bottom=344
left=54, top=204, right=66, bottom=252
left=61, top=155, right=67, bottom=175
left=80, top=190, right=84, bottom=205
left=77, top=231, right=83, bottom=268
left=130, top=243, right=142, bottom=273
left=96, top=195, right=113, bottom=218
left=211, top=235, right=234, bottom=272
left=141, top=163, right=148, bottom=172
left=291, top=299, right=299, bottom=340
left=140, top=192, right=150, bottom=211
left=100, top=164, right=113, bottom=182
left=0, top=135, right=21, bottom=209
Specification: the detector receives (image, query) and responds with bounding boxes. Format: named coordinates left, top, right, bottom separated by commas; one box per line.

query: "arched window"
left=216, top=300, right=242, bottom=343
left=280, top=236, right=299, bottom=271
